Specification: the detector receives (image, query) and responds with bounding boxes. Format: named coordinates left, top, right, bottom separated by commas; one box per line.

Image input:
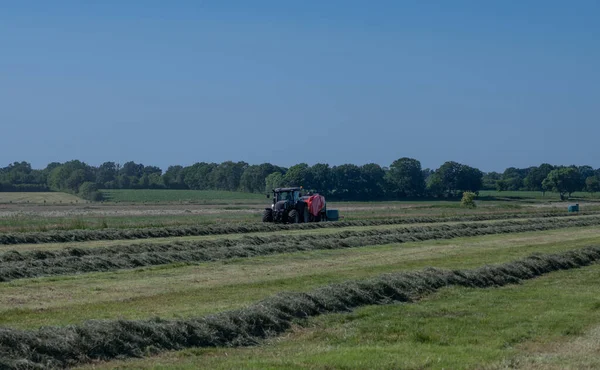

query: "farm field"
left=479, top=189, right=600, bottom=201
left=100, top=189, right=267, bottom=204
left=2, top=190, right=599, bottom=234
left=0, top=192, right=84, bottom=204
left=4, top=1, right=599, bottom=369
left=2, top=191, right=600, bottom=368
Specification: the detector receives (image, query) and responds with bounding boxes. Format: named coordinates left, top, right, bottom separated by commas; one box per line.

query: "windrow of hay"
left=3, top=217, right=591, bottom=262
left=1, top=247, right=600, bottom=369
left=0, top=211, right=597, bottom=245
left=1, top=216, right=600, bottom=282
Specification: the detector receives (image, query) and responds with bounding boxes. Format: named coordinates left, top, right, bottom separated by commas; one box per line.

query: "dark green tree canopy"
left=542, top=167, right=582, bottom=199
left=1, top=159, right=596, bottom=201
left=282, top=163, right=309, bottom=187
left=385, top=158, right=425, bottom=197
left=523, top=163, right=554, bottom=192
left=585, top=176, right=600, bottom=194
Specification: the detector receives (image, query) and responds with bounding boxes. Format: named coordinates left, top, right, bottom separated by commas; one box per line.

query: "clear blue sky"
left=1, top=1, right=598, bottom=172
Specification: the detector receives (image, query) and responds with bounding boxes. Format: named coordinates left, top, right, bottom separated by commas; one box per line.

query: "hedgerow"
left=1, top=246, right=599, bottom=369
left=1, top=216, right=600, bottom=282
left=1, top=211, right=598, bottom=245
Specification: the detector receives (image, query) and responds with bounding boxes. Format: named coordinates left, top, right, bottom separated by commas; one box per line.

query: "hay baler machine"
left=262, top=187, right=339, bottom=224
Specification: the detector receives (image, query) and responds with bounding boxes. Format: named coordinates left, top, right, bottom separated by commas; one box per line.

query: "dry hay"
left=1, top=211, right=598, bottom=246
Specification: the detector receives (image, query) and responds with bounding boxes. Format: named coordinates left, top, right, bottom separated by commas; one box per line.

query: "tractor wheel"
left=262, top=209, right=273, bottom=222
left=288, top=209, right=299, bottom=224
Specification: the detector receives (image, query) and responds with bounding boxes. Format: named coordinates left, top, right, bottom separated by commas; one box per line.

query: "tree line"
left=0, top=159, right=598, bottom=201
left=482, top=164, right=600, bottom=200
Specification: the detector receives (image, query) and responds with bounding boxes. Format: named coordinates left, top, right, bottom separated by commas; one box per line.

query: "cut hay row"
left=0, top=211, right=597, bottom=245
left=3, top=216, right=599, bottom=263
left=2, top=216, right=600, bottom=282
left=1, top=246, right=599, bottom=369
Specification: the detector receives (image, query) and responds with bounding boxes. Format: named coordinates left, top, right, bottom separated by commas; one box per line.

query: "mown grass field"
left=3, top=189, right=599, bottom=234
left=100, top=189, right=267, bottom=203
left=479, top=189, right=600, bottom=201
left=91, top=265, right=600, bottom=369
left=0, top=192, right=84, bottom=204
left=2, top=191, right=600, bottom=369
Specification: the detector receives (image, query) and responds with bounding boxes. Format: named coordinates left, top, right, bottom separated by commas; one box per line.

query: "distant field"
left=0, top=192, right=84, bottom=204
left=100, top=189, right=267, bottom=203
left=479, top=190, right=600, bottom=201
left=103, top=189, right=600, bottom=205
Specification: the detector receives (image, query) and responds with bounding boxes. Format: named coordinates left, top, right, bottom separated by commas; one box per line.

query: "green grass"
left=96, top=264, right=600, bottom=369
left=100, top=189, right=267, bottom=204
left=0, top=213, right=259, bottom=233
left=3, top=200, right=586, bottom=234
left=0, top=192, right=85, bottom=204
left=3, top=194, right=599, bottom=234
left=0, top=205, right=532, bottom=234
left=479, top=190, right=600, bottom=201
left=2, top=226, right=600, bottom=330
left=4, top=196, right=600, bottom=368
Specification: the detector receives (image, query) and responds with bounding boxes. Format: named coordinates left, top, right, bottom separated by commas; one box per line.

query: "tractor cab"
left=273, top=187, right=302, bottom=204
left=264, top=187, right=303, bottom=223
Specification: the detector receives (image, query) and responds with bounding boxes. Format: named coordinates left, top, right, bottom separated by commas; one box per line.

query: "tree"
left=523, top=164, right=554, bottom=194
left=78, top=182, right=103, bottom=201
left=163, top=165, right=186, bottom=189
left=66, top=169, right=87, bottom=192
left=96, top=162, right=118, bottom=188
left=48, top=160, right=95, bottom=193
left=148, top=173, right=165, bottom=189
left=482, top=172, right=501, bottom=190
left=501, top=167, right=529, bottom=191
left=461, top=191, right=477, bottom=208
left=0, top=162, right=31, bottom=184
left=117, top=174, right=131, bottom=189
left=579, top=166, right=595, bottom=184
left=360, top=163, right=386, bottom=200
left=422, top=168, right=434, bottom=183
left=305, top=163, right=332, bottom=195
left=585, top=176, right=600, bottom=196
left=239, top=165, right=263, bottom=193
left=0, top=161, right=49, bottom=191
left=121, top=161, right=144, bottom=178
left=265, top=172, right=284, bottom=193
left=143, top=166, right=162, bottom=176
left=283, top=163, right=309, bottom=187
left=210, top=161, right=248, bottom=191
left=239, top=163, right=283, bottom=193
left=542, top=167, right=582, bottom=200
left=496, top=179, right=508, bottom=192
left=183, top=162, right=217, bottom=190
left=426, top=173, right=445, bottom=197
left=331, top=164, right=363, bottom=200
left=455, top=165, right=483, bottom=193
left=384, top=158, right=425, bottom=198
left=428, top=161, right=483, bottom=196
left=436, top=161, right=462, bottom=196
